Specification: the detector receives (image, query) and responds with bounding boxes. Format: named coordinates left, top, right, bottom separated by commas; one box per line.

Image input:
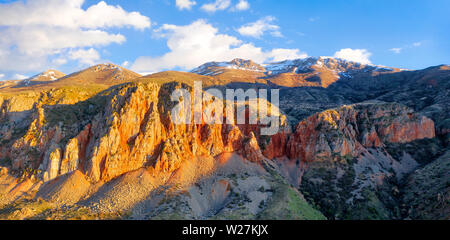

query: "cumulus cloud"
left=0, top=0, right=150, bottom=30
left=234, top=0, right=250, bottom=11
left=1, top=27, right=125, bottom=56
left=69, top=48, right=100, bottom=65
left=0, top=73, right=5, bottom=80
left=237, top=16, right=282, bottom=38
left=0, top=0, right=151, bottom=72
left=176, top=0, right=197, bottom=10
left=131, top=20, right=306, bottom=73
left=333, top=48, right=372, bottom=64
left=201, top=0, right=231, bottom=13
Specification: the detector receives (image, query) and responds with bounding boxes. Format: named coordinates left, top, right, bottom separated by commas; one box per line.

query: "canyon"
left=0, top=58, right=448, bottom=220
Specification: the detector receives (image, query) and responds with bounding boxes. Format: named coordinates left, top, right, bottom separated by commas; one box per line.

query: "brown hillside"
left=0, top=64, right=141, bottom=94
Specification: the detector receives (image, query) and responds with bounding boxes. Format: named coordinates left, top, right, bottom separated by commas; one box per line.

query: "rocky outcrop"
left=2, top=81, right=437, bottom=187
left=282, top=102, right=438, bottom=220
left=2, top=82, right=289, bottom=184
left=0, top=70, right=443, bottom=220
left=241, top=132, right=265, bottom=162
left=286, top=102, right=435, bottom=163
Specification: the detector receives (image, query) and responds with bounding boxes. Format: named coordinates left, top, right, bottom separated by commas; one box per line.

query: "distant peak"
left=191, top=58, right=265, bottom=75
left=30, top=69, right=65, bottom=80
left=92, top=63, right=121, bottom=68
left=229, top=58, right=265, bottom=70
left=89, top=63, right=124, bottom=73
left=18, top=69, right=65, bottom=86
left=192, top=56, right=404, bottom=78
left=230, top=58, right=257, bottom=66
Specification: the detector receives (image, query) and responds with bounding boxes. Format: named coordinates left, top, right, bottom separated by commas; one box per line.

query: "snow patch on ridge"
left=192, top=57, right=404, bottom=78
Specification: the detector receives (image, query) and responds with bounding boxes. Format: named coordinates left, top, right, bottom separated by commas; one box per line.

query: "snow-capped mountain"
left=3, top=64, right=141, bottom=91
left=20, top=70, right=66, bottom=86
left=264, top=57, right=398, bottom=75
left=191, top=58, right=265, bottom=76
left=193, top=57, right=399, bottom=76
left=191, top=57, right=404, bottom=87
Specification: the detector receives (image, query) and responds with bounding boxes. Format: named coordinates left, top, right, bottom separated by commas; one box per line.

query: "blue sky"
left=0, top=0, right=448, bottom=80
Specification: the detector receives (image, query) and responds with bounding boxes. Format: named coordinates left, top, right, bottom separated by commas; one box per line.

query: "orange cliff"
left=1, top=82, right=436, bottom=186
left=4, top=82, right=276, bottom=183
left=284, top=102, right=435, bottom=163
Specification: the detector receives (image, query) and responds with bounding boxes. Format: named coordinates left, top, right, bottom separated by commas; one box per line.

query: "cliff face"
left=0, top=77, right=442, bottom=220
left=276, top=102, right=438, bottom=220
left=1, top=83, right=436, bottom=184
left=286, top=102, right=435, bottom=163
left=2, top=82, right=288, bottom=184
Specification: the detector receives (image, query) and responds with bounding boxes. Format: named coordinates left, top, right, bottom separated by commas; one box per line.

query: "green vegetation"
left=300, top=161, right=357, bottom=219
left=33, top=206, right=124, bottom=220
left=343, top=188, right=392, bottom=220
left=0, top=156, right=12, bottom=167
left=385, top=138, right=443, bottom=165
left=401, top=150, right=450, bottom=220
left=45, top=90, right=109, bottom=127
left=0, top=197, right=126, bottom=220
left=212, top=207, right=256, bottom=220
left=257, top=165, right=326, bottom=220
left=257, top=181, right=326, bottom=220
left=0, top=198, right=53, bottom=220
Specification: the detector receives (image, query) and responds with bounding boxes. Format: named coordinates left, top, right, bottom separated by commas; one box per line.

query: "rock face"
left=0, top=82, right=438, bottom=189
left=278, top=102, right=439, bottom=220
left=286, top=102, right=435, bottom=163
left=242, top=132, right=265, bottom=162
left=0, top=60, right=448, bottom=220
left=2, top=82, right=288, bottom=183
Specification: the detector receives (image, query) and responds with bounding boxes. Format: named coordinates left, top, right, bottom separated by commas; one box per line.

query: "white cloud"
left=0, top=0, right=150, bottom=30
left=176, top=0, right=197, bottom=10
left=201, top=0, right=231, bottom=13
left=0, top=0, right=150, bottom=72
left=138, top=72, right=154, bottom=76
left=237, top=16, right=282, bottom=38
left=389, top=48, right=402, bottom=54
left=122, top=61, right=130, bottom=67
left=13, top=74, right=29, bottom=80
left=69, top=48, right=100, bottom=65
left=234, top=0, right=250, bottom=11
left=333, top=48, right=372, bottom=65
left=268, top=49, right=308, bottom=62
left=389, top=41, right=423, bottom=54
left=131, top=20, right=306, bottom=73
left=1, top=27, right=125, bottom=56
left=52, top=57, right=68, bottom=65
left=0, top=73, right=5, bottom=80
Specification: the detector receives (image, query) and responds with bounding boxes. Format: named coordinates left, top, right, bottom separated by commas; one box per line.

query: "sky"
left=0, top=0, right=448, bottom=80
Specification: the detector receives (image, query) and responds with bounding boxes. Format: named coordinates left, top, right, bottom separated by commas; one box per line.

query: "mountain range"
left=0, top=57, right=448, bottom=220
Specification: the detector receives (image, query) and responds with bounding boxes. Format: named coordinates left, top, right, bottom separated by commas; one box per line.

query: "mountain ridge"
left=190, top=57, right=408, bottom=88
left=0, top=58, right=448, bottom=220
